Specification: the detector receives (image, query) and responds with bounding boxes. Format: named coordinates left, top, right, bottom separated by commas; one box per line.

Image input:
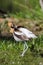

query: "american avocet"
left=8, top=23, right=37, bottom=57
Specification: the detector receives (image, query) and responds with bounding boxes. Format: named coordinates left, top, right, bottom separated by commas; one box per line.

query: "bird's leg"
left=21, top=41, right=28, bottom=57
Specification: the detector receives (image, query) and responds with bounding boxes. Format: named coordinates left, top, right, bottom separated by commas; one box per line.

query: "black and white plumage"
left=11, top=25, right=37, bottom=57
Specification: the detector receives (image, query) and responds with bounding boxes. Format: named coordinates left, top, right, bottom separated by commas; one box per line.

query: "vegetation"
left=0, top=35, right=43, bottom=65
left=0, top=0, right=43, bottom=65
left=0, top=0, right=43, bottom=19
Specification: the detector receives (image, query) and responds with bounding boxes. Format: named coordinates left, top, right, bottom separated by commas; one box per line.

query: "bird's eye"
left=11, top=26, right=14, bottom=28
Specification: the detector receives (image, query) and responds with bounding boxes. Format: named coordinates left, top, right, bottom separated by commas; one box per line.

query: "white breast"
left=13, top=33, right=22, bottom=41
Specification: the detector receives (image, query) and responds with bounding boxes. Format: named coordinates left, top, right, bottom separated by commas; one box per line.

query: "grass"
left=0, top=34, right=43, bottom=65
left=0, top=0, right=43, bottom=64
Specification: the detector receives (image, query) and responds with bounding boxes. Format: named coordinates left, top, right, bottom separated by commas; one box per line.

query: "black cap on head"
left=11, top=26, right=14, bottom=28
left=11, top=23, right=18, bottom=30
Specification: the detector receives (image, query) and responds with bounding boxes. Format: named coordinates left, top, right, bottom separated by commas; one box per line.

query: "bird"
left=8, top=22, right=37, bottom=57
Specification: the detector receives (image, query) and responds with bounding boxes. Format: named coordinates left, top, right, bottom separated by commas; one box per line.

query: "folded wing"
left=13, top=31, right=29, bottom=41
left=19, top=28, right=37, bottom=38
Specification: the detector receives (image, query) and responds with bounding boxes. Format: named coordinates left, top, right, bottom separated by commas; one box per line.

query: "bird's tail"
left=28, top=33, right=37, bottom=39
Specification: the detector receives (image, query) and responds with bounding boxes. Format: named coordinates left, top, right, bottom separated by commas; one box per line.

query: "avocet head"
left=8, top=22, right=18, bottom=33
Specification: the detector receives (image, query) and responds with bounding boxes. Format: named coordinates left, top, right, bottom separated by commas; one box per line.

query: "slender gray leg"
left=21, top=41, right=28, bottom=57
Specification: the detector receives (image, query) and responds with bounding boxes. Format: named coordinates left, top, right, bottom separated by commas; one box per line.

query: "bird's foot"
left=20, top=53, right=24, bottom=57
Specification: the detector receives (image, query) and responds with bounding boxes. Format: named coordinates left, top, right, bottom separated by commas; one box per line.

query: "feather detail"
left=13, top=31, right=29, bottom=41
left=18, top=28, right=37, bottom=38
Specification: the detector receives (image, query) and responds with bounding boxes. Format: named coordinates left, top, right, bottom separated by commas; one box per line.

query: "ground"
left=0, top=35, right=43, bottom=65
left=0, top=18, right=43, bottom=65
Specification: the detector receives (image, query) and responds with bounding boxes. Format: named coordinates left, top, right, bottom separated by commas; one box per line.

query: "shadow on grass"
left=0, top=35, right=14, bottom=41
